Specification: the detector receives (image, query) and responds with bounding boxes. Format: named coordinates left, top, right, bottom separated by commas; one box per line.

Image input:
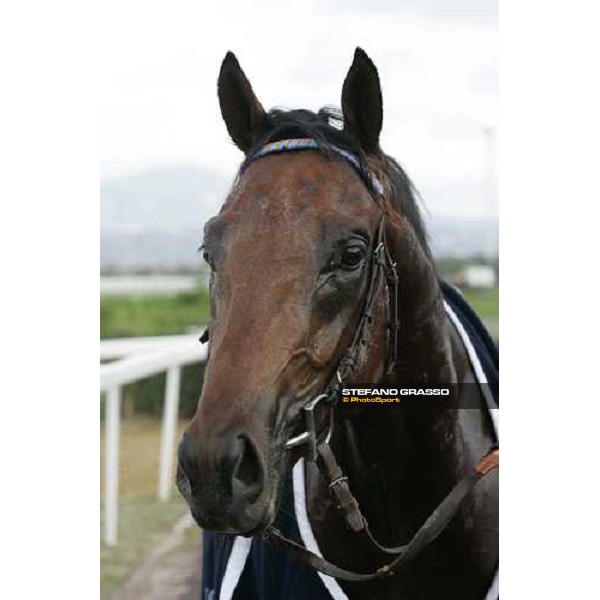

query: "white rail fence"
left=100, top=334, right=207, bottom=546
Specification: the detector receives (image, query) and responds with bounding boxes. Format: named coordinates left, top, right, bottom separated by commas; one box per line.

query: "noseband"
left=205, top=138, right=499, bottom=582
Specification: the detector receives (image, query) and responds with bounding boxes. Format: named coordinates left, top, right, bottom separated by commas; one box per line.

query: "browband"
left=246, top=137, right=384, bottom=196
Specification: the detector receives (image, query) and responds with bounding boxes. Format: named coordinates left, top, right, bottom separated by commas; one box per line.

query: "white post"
left=105, top=385, right=121, bottom=546
left=158, top=366, right=181, bottom=501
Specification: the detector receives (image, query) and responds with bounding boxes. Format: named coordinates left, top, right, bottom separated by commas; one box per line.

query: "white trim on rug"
left=293, top=459, right=350, bottom=600
left=219, top=536, right=252, bottom=600
left=444, top=300, right=499, bottom=437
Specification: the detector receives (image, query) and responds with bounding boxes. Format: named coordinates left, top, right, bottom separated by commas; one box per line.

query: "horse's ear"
left=218, top=52, right=266, bottom=153
left=341, top=48, right=383, bottom=154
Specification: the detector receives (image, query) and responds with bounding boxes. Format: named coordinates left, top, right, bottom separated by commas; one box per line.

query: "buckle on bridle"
left=284, top=393, right=335, bottom=462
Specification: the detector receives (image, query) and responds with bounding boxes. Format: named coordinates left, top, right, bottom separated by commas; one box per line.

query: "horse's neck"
left=391, top=233, right=461, bottom=385
left=305, top=234, right=498, bottom=596
left=345, top=254, right=497, bottom=558
left=339, top=237, right=492, bottom=527
left=369, top=265, right=470, bottom=489
left=326, top=270, right=498, bottom=583
left=381, top=254, right=487, bottom=485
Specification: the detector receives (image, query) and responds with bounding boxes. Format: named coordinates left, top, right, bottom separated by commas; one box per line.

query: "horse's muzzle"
left=176, top=428, right=268, bottom=534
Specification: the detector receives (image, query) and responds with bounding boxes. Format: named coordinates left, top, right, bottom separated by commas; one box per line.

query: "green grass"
left=100, top=417, right=189, bottom=498
left=100, top=495, right=189, bottom=600
left=461, top=287, right=499, bottom=341
left=100, top=289, right=210, bottom=338
left=100, top=285, right=498, bottom=341
left=462, top=288, right=499, bottom=320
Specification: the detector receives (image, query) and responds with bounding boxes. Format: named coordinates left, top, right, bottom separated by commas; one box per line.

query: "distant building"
left=460, top=265, right=496, bottom=289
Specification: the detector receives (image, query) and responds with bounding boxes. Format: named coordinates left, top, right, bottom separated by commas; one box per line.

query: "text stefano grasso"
left=341, top=387, right=451, bottom=396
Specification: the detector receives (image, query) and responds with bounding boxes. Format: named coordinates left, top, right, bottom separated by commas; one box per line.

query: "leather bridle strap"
left=262, top=446, right=499, bottom=582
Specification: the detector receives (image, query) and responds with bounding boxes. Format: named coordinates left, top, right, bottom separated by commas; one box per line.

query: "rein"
left=207, top=138, right=500, bottom=582
left=264, top=446, right=499, bottom=581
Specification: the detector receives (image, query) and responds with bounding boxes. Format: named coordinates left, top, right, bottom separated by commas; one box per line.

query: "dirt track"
left=115, top=514, right=202, bottom=600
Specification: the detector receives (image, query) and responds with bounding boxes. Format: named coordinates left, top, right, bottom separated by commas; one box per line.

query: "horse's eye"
left=340, top=245, right=366, bottom=270
left=202, top=249, right=213, bottom=269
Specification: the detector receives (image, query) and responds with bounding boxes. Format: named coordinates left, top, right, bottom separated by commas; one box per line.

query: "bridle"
left=283, top=213, right=399, bottom=463
left=202, top=137, right=499, bottom=582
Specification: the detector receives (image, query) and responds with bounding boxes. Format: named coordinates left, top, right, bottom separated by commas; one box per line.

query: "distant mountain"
left=101, top=229, right=204, bottom=270
left=426, top=216, right=499, bottom=259
left=101, top=164, right=498, bottom=269
left=101, top=163, right=231, bottom=233
left=101, top=163, right=231, bottom=269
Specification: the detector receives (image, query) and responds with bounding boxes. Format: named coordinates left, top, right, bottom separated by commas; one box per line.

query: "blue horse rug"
left=201, top=281, right=499, bottom=600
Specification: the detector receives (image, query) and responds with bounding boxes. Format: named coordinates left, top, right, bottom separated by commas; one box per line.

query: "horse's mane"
left=240, top=107, right=432, bottom=259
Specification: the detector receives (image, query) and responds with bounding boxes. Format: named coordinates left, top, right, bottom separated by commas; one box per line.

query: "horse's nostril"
left=234, top=435, right=262, bottom=488
left=220, top=433, right=264, bottom=502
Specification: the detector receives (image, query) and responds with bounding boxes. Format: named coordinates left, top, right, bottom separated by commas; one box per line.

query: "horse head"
left=177, top=49, right=420, bottom=535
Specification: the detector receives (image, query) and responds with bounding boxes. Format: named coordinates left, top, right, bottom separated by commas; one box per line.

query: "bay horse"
left=177, top=48, right=499, bottom=600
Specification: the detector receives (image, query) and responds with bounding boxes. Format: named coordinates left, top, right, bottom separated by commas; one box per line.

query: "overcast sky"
left=100, top=0, right=498, bottom=219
